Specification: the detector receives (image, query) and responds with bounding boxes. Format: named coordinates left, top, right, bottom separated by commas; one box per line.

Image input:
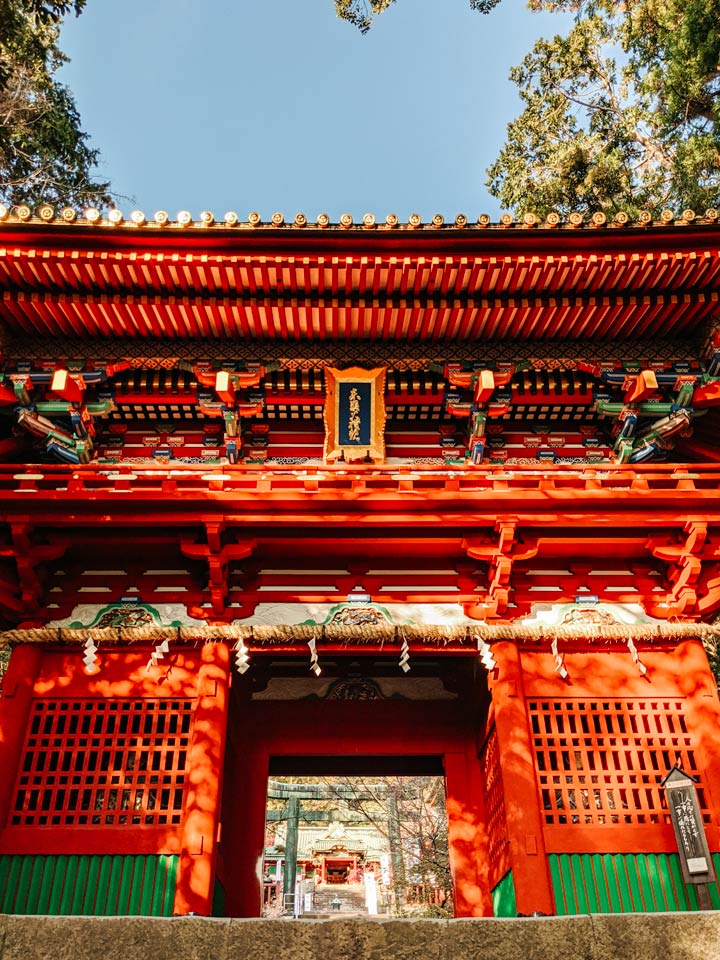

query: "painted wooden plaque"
left=662, top=766, right=717, bottom=884
left=323, top=367, right=386, bottom=463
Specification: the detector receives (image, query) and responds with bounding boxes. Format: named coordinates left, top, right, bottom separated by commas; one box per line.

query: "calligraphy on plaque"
left=324, top=367, right=386, bottom=463
left=662, top=766, right=716, bottom=885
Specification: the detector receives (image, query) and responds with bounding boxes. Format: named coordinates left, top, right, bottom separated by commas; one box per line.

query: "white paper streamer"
left=627, top=637, right=648, bottom=676
left=308, top=635, right=321, bottom=676
left=234, top=639, right=250, bottom=674
left=551, top=636, right=568, bottom=679
left=82, top=637, right=98, bottom=672
left=146, top=638, right=170, bottom=672
left=399, top=633, right=410, bottom=673
left=477, top=638, right=496, bottom=671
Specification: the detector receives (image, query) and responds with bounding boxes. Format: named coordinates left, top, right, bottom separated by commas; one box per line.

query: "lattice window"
left=481, top=725, right=510, bottom=873
left=9, top=699, right=194, bottom=828
left=529, top=699, right=709, bottom=827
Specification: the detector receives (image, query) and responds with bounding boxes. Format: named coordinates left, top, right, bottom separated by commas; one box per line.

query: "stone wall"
left=1, top=914, right=719, bottom=960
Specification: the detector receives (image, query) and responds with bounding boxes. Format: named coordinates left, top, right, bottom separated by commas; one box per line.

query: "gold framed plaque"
left=323, top=366, right=386, bottom=463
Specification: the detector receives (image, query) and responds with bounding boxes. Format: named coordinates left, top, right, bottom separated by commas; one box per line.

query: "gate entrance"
left=262, top=760, right=450, bottom=917
left=219, top=655, right=492, bottom=917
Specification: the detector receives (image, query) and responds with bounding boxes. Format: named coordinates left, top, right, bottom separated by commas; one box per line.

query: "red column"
left=173, top=641, right=231, bottom=915
left=0, top=645, right=42, bottom=831
left=444, top=747, right=493, bottom=917
left=223, top=719, right=268, bottom=916
left=489, top=641, right=554, bottom=915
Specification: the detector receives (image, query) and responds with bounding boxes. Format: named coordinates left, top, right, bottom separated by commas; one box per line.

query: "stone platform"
left=1, top=913, right=719, bottom=960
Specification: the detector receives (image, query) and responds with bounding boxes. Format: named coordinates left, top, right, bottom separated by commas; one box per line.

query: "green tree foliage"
left=0, top=0, right=110, bottom=208
left=487, top=1, right=720, bottom=217
left=334, top=0, right=500, bottom=34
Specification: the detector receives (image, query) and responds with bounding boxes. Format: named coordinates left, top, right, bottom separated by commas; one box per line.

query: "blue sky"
left=59, top=0, right=570, bottom=221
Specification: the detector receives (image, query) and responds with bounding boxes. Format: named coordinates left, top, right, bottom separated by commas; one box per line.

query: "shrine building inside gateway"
left=0, top=205, right=720, bottom=918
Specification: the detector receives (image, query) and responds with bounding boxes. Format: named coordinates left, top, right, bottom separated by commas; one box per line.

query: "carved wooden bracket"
left=181, top=524, right=256, bottom=616
left=462, top=521, right=539, bottom=618
left=645, top=521, right=720, bottom=618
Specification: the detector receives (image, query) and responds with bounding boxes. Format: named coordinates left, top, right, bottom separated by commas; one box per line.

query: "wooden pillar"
left=283, top=795, right=300, bottom=908
left=444, top=748, right=493, bottom=917
left=489, top=641, right=554, bottom=915
left=173, top=641, right=231, bottom=916
left=226, top=732, right=268, bottom=917
left=0, top=645, right=42, bottom=830
left=386, top=791, right=405, bottom=908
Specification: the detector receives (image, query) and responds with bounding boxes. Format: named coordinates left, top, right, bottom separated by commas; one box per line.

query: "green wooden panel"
left=150, top=856, right=169, bottom=917
left=58, top=856, right=78, bottom=914
left=0, top=856, right=15, bottom=913
left=15, top=857, right=34, bottom=913
left=94, top=856, right=113, bottom=915
left=46, top=857, right=68, bottom=916
left=82, top=857, right=102, bottom=915
left=548, top=856, right=566, bottom=914
left=623, top=853, right=644, bottom=911
left=212, top=878, right=226, bottom=918
left=70, top=856, right=90, bottom=914
left=162, top=855, right=178, bottom=916
left=607, top=855, right=632, bottom=912
left=655, top=854, right=676, bottom=911
left=139, top=857, right=157, bottom=917
left=35, top=855, right=56, bottom=915
left=666, top=852, right=690, bottom=910
left=600, top=855, right=621, bottom=913
left=570, top=854, right=590, bottom=913
left=636, top=854, right=658, bottom=911
left=105, top=855, right=124, bottom=914
left=550, top=853, right=720, bottom=915
left=128, top=857, right=152, bottom=917
left=114, top=856, right=132, bottom=914
left=491, top=871, right=517, bottom=917
left=0, top=855, right=178, bottom=916
left=557, top=854, right=578, bottom=914
left=711, top=856, right=720, bottom=909
left=590, top=856, right=610, bottom=914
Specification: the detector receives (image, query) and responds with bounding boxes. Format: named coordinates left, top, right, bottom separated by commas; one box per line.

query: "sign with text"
left=324, top=366, right=386, bottom=463
left=662, top=766, right=716, bottom=885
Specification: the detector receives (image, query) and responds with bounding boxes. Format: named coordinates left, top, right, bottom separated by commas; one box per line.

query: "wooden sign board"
left=323, top=367, right=386, bottom=463
left=662, top=766, right=716, bottom=885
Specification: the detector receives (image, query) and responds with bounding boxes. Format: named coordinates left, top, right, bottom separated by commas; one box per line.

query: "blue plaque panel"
left=338, top=381, right=372, bottom=447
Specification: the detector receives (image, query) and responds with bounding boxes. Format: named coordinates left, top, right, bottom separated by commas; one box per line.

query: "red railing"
left=0, top=461, right=719, bottom=501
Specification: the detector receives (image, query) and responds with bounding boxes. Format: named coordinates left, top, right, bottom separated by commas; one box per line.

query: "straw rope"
left=0, top=620, right=716, bottom=650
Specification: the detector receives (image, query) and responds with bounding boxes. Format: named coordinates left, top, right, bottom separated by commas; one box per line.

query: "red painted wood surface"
left=517, top=643, right=720, bottom=857
left=0, top=648, right=205, bottom=860
left=0, top=647, right=42, bottom=830
left=2, top=223, right=720, bottom=341
left=173, top=642, right=230, bottom=916
left=221, top=692, right=492, bottom=918
left=488, top=642, right=554, bottom=915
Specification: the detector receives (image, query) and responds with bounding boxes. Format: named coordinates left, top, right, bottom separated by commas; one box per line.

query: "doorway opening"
left=220, top=653, right=491, bottom=918
left=262, top=755, right=450, bottom=918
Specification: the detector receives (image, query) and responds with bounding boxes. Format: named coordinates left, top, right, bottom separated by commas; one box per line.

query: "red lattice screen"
left=9, top=698, right=194, bottom=828
left=481, top=725, right=510, bottom=883
left=528, top=699, right=709, bottom=828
